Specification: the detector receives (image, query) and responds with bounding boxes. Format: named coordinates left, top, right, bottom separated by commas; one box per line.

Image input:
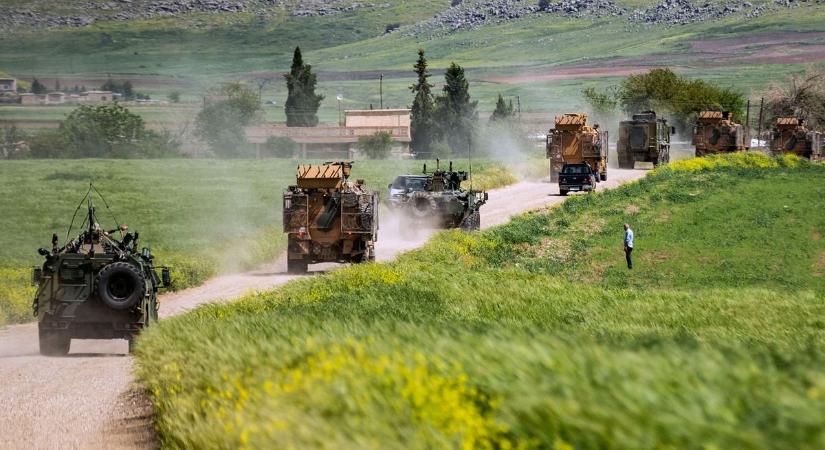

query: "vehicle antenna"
left=66, top=183, right=93, bottom=244
left=90, top=183, right=124, bottom=239
left=468, top=135, right=473, bottom=191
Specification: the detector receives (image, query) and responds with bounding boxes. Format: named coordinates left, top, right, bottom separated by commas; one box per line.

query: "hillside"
left=1, top=0, right=824, bottom=119
left=136, top=154, right=825, bottom=448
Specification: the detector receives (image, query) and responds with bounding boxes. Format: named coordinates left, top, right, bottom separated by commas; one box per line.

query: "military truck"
left=770, top=117, right=822, bottom=161
left=617, top=111, right=675, bottom=169
left=546, top=113, right=608, bottom=182
left=32, top=189, right=169, bottom=356
left=692, top=111, right=748, bottom=157
left=387, top=160, right=488, bottom=231
left=283, top=161, right=379, bottom=274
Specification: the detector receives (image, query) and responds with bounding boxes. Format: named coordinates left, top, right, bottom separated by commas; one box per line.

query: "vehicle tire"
left=560, top=189, right=568, bottom=196
left=409, top=191, right=437, bottom=218
left=96, top=262, right=145, bottom=311
left=287, top=259, right=308, bottom=274
left=600, top=173, right=607, bottom=182
left=39, top=325, right=70, bottom=356
left=460, top=211, right=480, bottom=231
left=128, top=338, right=136, bottom=354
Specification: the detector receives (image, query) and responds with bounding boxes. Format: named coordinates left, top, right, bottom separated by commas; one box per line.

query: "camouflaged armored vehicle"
left=692, top=111, right=748, bottom=156
left=770, top=117, right=822, bottom=161
left=387, top=160, right=487, bottom=231
left=33, top=188, right=169, bottom=356
left=283, top=161, right=379, bottom=274
left=546, top=113, right=608, bottom=182
left=617, top=111, right=675, bottom=169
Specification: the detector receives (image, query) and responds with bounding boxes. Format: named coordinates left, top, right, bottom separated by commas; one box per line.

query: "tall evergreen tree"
left=409, top=49, right=436, bottom=157
left=31, top=78, right=47, bottom=94
left=490, top=94, right=515, bottom=121
left=284, top=47, right=324, bottom=127
left=435, top=62, right=478, bottom=152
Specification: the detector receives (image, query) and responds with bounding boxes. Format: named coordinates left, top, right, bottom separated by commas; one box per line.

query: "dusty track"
left=0, top=169, right=644, bottom=449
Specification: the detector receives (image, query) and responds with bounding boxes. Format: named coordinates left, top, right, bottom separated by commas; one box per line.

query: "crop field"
left=0, top=158, right=514, bottom=325
left=137, top=154, right=825, bottom=448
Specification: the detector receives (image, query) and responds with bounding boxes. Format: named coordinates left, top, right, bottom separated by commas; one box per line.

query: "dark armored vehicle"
left=558, top=162, right=598, bottom=196
left=617, top=111, right=675, bottom=168
left=33, top=188, right=169, bottom=356
left=388, top=160, right=488, bottom=231
left=283, top=161, right=379, bottom=274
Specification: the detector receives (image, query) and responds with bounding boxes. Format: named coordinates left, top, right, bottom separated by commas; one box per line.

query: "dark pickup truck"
left=558, top=163, right=598, bottom=196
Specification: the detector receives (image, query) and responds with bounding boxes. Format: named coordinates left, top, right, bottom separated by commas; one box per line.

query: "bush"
left=263, top=136, right=298, bottom=158
left=358, top=131, right=393, bottom=159
left=195, top=82, right=261, bottom=158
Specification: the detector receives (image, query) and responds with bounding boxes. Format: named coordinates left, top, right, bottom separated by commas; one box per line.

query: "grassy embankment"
left=0, top=159, right=515, bottom=326
left=138, top=153, right=825, bottom=448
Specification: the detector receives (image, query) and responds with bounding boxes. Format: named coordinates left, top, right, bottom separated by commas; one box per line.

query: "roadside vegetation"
left=0, top=158, right=515, bottom=326
left=137, top=153, right=825, bottom=448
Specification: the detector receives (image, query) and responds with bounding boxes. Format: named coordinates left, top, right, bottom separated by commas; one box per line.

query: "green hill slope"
left=136, top=154, right=825, bottom=449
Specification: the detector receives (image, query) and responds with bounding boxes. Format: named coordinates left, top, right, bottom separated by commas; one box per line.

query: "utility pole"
left=379, top=74, right=383, bottom=109
left=757, top=97, right=764, bottom=149
left=516, top=95, right=521, bottom=120
left=745, top=99, right=751, bottom=145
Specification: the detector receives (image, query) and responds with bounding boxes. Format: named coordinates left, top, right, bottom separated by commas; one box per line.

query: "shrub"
left=264, top=136, right=298, bottom=158
left=358, top=131, right=393, bottom=159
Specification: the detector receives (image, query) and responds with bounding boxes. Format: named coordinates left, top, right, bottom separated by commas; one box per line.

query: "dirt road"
left=0, top=169, right=644, bottom=449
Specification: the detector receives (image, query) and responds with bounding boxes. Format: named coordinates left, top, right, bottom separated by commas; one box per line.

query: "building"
left=46, top=92, right=65, bottom=105
left=83, top=91, right=113, bottom=102
left=20, top=93, right=46, bottom=105
left=0, top=78, right=16, bottom=93
left=245, top=109, right=412, bottom=159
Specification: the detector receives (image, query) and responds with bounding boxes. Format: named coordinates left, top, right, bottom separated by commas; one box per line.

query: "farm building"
left=0, top=78, right=17, bottom=93
left=245, top=109, right=412, bottom=159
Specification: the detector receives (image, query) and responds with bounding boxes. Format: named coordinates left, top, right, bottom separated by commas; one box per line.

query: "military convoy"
left=692, top=111, right=748, bottom=156
left=387, top=160, right=488, bottom=231
left=546, top=113, right=608, bottom=182
left=282, top=161, right=379, bottom=274
left=770, top=117, right=822, bottom=161
left=33, top=189, right=169, bottom=356
left=617, top=111, right=675, bottom=168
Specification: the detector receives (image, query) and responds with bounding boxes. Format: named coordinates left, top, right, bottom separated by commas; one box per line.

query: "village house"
left=0, top=78, right=17, bottom=93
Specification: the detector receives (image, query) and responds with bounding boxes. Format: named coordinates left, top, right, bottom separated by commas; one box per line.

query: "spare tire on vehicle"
left=96, top=262, right=145, bottom=310
left=409, top=191, right=437, bottom=218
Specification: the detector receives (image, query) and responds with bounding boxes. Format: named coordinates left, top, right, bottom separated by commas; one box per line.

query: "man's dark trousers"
left=625, top=247, right=633, bottom=269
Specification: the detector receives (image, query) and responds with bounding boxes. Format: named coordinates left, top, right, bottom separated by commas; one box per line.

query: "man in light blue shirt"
left=624, top=223, right=634, bottom=269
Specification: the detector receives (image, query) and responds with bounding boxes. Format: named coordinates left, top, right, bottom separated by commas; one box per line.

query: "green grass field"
left=0, top=158, right=513, bottom=325
left=136, top=154, right=825, bottom=448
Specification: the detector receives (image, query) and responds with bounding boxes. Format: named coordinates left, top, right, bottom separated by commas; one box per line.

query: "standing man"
left=623, top=223, right=634, bottom=269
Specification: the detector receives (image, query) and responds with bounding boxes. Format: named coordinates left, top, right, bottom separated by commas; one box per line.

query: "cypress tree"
left=490, top=94, right=515, bottom=121
left=409, top=49, right=435, bottom=157
left=435, top=62, right=478, bottom=152
left=284, top=47, right=324, bottom=127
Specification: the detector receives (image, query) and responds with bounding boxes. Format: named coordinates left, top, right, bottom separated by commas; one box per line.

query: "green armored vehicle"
left=32, top=188, right=169, bottom=355
left=617, top=111, right=675, bottom=169
left=387, top=160, right=488, bottom=231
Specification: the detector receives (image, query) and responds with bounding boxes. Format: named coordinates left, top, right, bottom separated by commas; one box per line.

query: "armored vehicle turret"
left=770, top=117, right=822, bottom=161
left=617, top=111, right=675, bottom=168
left=283, top=161, right=379, bottom=274
left=692, top=111, right=748, bottom=156
left=32, top=187, right=169, bottom=356
left=387, top=160, right=488, bottom=231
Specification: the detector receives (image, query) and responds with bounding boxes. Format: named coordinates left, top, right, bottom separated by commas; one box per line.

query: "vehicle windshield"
left=562, top=165, right=591, bottom=175
left=392, top=176, right=428, bottom=191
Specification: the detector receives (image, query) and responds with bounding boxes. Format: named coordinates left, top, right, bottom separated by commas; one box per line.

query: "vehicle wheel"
left=560, top=189, right=568, bottom=196
left=128, top=338, right=136, bottom=354
left=96, top=262, right=146, bottom=311
left=287, top=259, right=308, bottom=274
left=600, top=173, right=607, bottom=182
left=39, top=325, right=70, bottom=356
left=460, top=211, right=480, bottom=231
left=409, top=191, right=437, bottom=219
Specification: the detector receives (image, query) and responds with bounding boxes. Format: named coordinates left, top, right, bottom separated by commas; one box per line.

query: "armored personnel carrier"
left=387, top=160, right=488, bottom=231
left=770, top=117, right=822, bottom=161
left=617, top=111, right=675, bottom=168
left=32, top=187, right=169, bottom=356
left=283, top=161, right=379, bottom=274
left=546, top=113, right=608, bottom=182
left=692, top=111, right=748, bottom=156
